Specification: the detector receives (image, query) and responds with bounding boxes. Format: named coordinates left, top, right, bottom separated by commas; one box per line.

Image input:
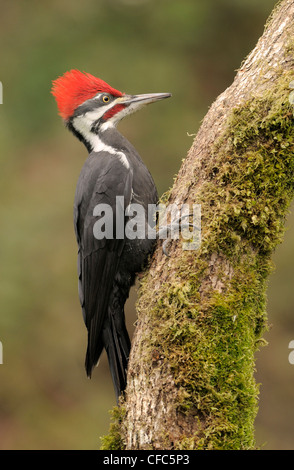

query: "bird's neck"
left=68, top=118, right=129, bottom=156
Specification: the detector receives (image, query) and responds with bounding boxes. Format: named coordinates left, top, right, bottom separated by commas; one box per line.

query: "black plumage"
left=52, top=70, right=170, bottom=402
left=74, top=128, right=158, bottom=401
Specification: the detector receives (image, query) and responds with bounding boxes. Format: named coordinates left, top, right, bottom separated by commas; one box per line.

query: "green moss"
left=130, top=71, right=294, bottom=449
left=100, top=406, right=126, bottom=450
left=203, top=74, right=294, bottom=258
left=101, top=70, right=294, bottom=450
left=144, top=261, right=262, bottom=449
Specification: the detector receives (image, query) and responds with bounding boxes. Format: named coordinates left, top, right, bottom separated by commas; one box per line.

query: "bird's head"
left=51, top=70, right=171, bottom=148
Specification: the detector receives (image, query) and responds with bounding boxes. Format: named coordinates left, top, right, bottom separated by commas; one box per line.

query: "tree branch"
left=103, top=0, right=294, bottom=450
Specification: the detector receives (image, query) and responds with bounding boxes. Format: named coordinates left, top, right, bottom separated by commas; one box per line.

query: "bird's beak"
left=119, top=93, right=171, bottom=111
left=108, top=92, right=171, bottom=124
left=120, top=92, right=172, bottom=106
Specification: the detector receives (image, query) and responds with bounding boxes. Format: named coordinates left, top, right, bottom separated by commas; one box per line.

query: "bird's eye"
left=102, top=95, right=110, bottom=103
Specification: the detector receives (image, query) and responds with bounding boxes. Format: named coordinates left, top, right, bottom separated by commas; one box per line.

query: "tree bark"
left=103, top=0, right=294, bottom=450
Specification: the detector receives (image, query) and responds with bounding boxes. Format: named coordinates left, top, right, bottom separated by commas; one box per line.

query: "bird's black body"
left=51, top=70, right=170, bottom=402
left=74, top=128, right=158, bottom=401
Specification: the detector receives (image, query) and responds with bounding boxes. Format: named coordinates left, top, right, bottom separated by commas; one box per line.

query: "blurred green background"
left=0, top=0, right=293, bottom=450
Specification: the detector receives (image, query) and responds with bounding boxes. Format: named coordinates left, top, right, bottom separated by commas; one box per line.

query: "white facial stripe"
left=72, top=114, right=129, bottom=169
left=77, top=101, right=114, bottom=123
left=101, top=100, right=148, bottom=128
left=72, top=99, right=114, bottom=140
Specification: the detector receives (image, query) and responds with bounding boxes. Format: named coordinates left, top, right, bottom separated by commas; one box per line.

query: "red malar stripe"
left=103, top=104, right=126, bottom=121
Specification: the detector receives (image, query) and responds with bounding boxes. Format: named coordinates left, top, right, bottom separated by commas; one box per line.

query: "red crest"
left=51, top=70, right=123, bottom=120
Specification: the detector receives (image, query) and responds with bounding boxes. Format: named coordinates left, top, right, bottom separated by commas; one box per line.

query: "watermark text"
left=92, top=199, right=201, bottom=251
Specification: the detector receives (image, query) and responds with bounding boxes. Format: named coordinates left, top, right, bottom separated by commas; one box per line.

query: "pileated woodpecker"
left=52, top=70, right=171, bottom=401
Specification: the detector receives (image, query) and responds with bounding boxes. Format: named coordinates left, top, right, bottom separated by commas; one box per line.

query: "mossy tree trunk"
left=103, top=0, right=294, bottom=450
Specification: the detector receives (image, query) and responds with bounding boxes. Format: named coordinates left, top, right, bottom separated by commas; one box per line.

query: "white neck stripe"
left=72, top=115, right=129, bottom=169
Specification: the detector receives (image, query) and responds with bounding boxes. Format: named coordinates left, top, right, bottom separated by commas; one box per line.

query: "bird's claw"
left=157, top=213, right=200, bottom=257
left=162, top=238, right=172, bottom=257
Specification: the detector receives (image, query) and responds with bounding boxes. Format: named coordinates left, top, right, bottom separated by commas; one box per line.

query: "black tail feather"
left=85, top=339, right=103, bottom=378
left=104, top=314, right=131, bottom=402
left=85, top=277, right=132, bottom=402
left=85, top=310, right=131, bottom=403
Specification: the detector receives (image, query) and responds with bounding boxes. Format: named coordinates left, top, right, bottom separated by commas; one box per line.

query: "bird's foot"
left=157, top=213, right=200, bottom=257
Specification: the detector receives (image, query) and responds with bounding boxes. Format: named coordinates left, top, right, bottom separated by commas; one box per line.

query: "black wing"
left=74, top=152, right=133, bottom=375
